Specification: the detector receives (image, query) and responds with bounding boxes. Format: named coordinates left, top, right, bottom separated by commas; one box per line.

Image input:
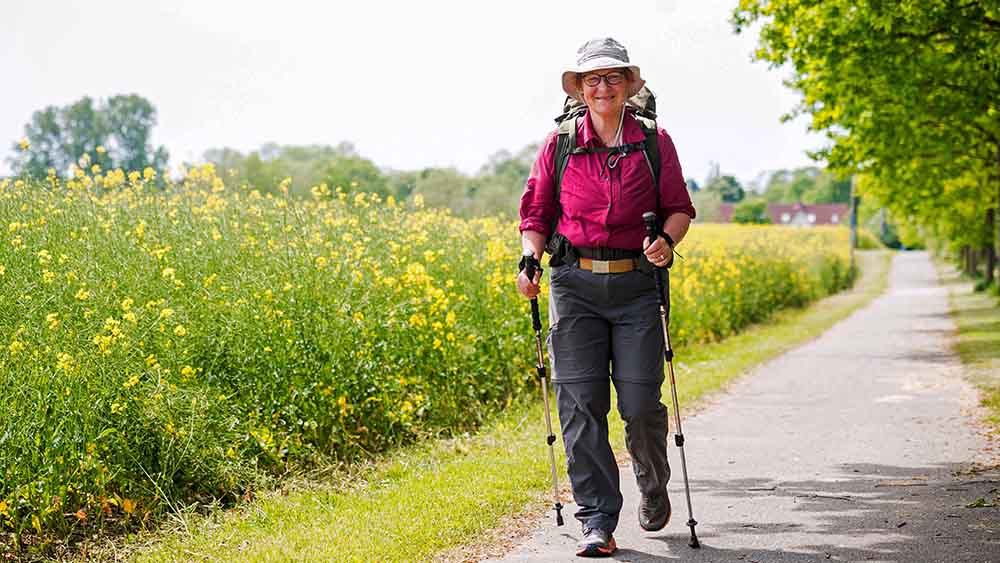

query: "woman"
left=517, top=37, right=695, bottom=557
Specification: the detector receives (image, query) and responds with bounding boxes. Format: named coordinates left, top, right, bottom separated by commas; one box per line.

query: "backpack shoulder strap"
left=549, top=116, right=579, bottom=240
left=634, top=115, right=661, bottom=213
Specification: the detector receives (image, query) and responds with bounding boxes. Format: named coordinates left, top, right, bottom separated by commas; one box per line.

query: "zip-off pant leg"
left=548, top=264, right=671, bottom=533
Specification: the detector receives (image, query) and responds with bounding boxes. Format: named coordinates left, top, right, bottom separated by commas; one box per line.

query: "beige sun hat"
left=561, top=37, right=645, bottom=101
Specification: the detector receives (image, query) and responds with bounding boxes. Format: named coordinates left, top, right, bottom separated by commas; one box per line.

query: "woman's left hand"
left=643, top=235, right=673, bottom=268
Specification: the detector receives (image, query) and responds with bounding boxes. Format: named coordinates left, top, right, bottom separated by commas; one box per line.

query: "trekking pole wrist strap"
left=519, top=253, right=543, bottom=278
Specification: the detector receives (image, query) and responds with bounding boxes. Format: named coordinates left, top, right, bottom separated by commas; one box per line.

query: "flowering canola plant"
left=0, top=165, right=850, bottom=540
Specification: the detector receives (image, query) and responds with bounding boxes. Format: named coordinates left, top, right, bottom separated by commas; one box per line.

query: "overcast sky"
left=1, top=0, right=825, bottom=187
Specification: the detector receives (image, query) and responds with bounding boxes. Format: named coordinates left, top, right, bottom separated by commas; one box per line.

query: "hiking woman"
left=516, top=37, right=695, bottom=557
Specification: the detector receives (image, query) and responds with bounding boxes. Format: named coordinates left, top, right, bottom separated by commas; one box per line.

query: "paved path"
left=488, top=252, right=998, bottom=562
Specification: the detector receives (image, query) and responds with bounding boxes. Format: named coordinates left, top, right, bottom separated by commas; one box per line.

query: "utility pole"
left=849, top=175, right=859, bottom=276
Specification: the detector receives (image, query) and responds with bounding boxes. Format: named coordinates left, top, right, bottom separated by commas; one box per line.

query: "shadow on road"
left=604, top=462, right=999, bottom=562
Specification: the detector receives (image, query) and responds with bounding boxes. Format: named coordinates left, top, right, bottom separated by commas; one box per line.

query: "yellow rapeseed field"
left=0, top=164, right=850, bottom=542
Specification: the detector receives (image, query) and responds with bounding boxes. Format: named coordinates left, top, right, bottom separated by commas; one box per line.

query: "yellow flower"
left=75, top=288, right=90, bottom=301
left=18, top=137, right=30, bottom=151
left=96, top=145, right=106, bottom=154
left=180, top=365, right=196, bottom=378
left=46, top=313, right=60, bottom=330
left=123, top=374, right=140, bottom=389
left=173, top=324, right=187, bottom=337
left=159, top=308, right=174, bottom=319
left=57, top=353, right=73, bottom=373
left=143, top=167, right=156, bottom=181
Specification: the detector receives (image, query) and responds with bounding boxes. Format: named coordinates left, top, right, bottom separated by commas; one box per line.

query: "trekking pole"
left=521, top=250, right=564, bottom=526
left=643, top=212, right=700, bottom=549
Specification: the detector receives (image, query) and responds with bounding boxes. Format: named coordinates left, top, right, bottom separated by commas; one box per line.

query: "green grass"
left=85, top=250, right=893, bottom=563
left=939, top=263, right=1000, bottom=432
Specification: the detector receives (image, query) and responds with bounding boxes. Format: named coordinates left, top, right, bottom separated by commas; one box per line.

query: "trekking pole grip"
left=521, top=251, right=543, bottom=331
left=643, top=212, right=668, bottom=307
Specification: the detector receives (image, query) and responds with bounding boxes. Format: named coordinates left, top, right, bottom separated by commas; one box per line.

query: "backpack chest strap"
left=569, top=141, right=647, bottom=156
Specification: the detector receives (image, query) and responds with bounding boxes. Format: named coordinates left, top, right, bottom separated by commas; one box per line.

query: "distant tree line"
left=9, top=94, right=875, bottom=232
left=689, top=163, right=854, bottom=224
left=199, top=142, right=539, bottom=219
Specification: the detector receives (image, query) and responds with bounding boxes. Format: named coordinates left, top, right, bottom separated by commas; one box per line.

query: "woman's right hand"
left=517, top=269, right=542, bottom=299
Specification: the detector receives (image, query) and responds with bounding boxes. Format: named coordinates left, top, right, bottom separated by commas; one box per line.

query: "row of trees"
left=7, top=94, right=537, bottom=218
left=691, top=163, right=855, bottom=225
left=733, top=0, right=1000, bottom=288
left=200, top=142, right=538, bottom=218
left=8, top=95, right=877, bottom=231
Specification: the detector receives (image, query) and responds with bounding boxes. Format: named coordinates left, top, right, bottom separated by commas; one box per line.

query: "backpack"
left=548, top=86, right=662, bottom=245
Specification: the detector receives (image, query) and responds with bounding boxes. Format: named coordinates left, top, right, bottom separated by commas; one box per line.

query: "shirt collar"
left=579, top=109, right=647, bottom=147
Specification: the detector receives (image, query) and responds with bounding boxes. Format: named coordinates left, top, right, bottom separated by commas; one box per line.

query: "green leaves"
left=12, top=94, right=168, bottom=179
left=734, top=0, right=1000, bottom=255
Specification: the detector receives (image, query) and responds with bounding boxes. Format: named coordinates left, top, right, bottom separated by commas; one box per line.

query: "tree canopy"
left=733, top=0, right=1000, bottom=283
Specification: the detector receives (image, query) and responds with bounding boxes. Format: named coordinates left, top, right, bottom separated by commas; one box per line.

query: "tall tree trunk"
left=986, top=208, right=996, bottom=287
left=995, top=144, right=1000, bottom=286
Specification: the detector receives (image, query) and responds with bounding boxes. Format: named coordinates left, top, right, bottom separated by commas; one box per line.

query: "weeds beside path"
left=90, top=252, right=891, bottom=563
left=939, top=262, right=1000, bottom=434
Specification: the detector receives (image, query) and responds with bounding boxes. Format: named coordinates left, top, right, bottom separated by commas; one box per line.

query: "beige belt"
left=578, top=257, right=638, bottom=274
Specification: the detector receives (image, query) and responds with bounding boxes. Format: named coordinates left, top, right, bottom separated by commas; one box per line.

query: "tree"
left=202, top=143, right=380, bottom=196
left=732, top=199, right=771, bottom=224
left=412, top=168, right=469, bottom=213
left=734, top=0, right=1000, bottom=286
left=322, top=156, right=389, bottom=196
left=103, top=95, right=169, bottom=172
left=685, top=177, right=700, bottom=192
left=704, top=174, right=745, bottom=203
left=762, top=167, right=852, bottom=204
left=11, top=94, right=168, bottom=177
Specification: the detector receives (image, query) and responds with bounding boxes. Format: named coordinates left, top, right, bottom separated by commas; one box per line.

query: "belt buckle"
left=592, top=260, right=610, bottom=274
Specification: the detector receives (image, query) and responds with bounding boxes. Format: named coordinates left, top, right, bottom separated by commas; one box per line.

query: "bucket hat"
left=561, top=37, right=645, bottom=101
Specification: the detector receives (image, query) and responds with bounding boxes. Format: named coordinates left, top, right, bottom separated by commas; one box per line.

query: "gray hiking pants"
left=548, top=263, right=671, bottom=533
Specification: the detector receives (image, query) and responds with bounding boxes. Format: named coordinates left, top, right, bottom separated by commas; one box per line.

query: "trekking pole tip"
left=555, top=503, right=564, bottom=526
left=687, top=519, right=700, bottom=548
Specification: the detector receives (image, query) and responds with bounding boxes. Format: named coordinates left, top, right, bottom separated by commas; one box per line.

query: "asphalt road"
left=488, top=252, right=998, bottom=563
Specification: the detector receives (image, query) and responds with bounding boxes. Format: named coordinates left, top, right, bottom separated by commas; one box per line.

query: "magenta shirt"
left=519, top=109, right=696, bottom=250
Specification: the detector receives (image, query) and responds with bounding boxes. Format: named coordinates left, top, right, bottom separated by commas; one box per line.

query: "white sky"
left=1, top=0, right=825, bottom=187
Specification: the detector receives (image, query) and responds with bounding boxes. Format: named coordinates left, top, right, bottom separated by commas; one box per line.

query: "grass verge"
left=81, top=251, right=892, bottom=563
left=938, top=263, right=1000, bottom=433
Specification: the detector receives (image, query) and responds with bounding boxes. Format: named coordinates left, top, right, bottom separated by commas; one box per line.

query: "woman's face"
left=579, top=68, right=630, bottom=120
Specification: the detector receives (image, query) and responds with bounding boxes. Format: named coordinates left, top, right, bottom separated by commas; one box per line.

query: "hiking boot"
left=638, top=491, right=671, bottom=532
left=576, top=527, right=617, bottom=557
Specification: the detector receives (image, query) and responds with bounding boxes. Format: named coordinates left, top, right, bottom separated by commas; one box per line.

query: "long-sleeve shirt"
left=519, top=109, right=696, bottom=250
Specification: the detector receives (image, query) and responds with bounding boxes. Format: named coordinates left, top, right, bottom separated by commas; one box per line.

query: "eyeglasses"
left=581, top=71, right=627, bottom=87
